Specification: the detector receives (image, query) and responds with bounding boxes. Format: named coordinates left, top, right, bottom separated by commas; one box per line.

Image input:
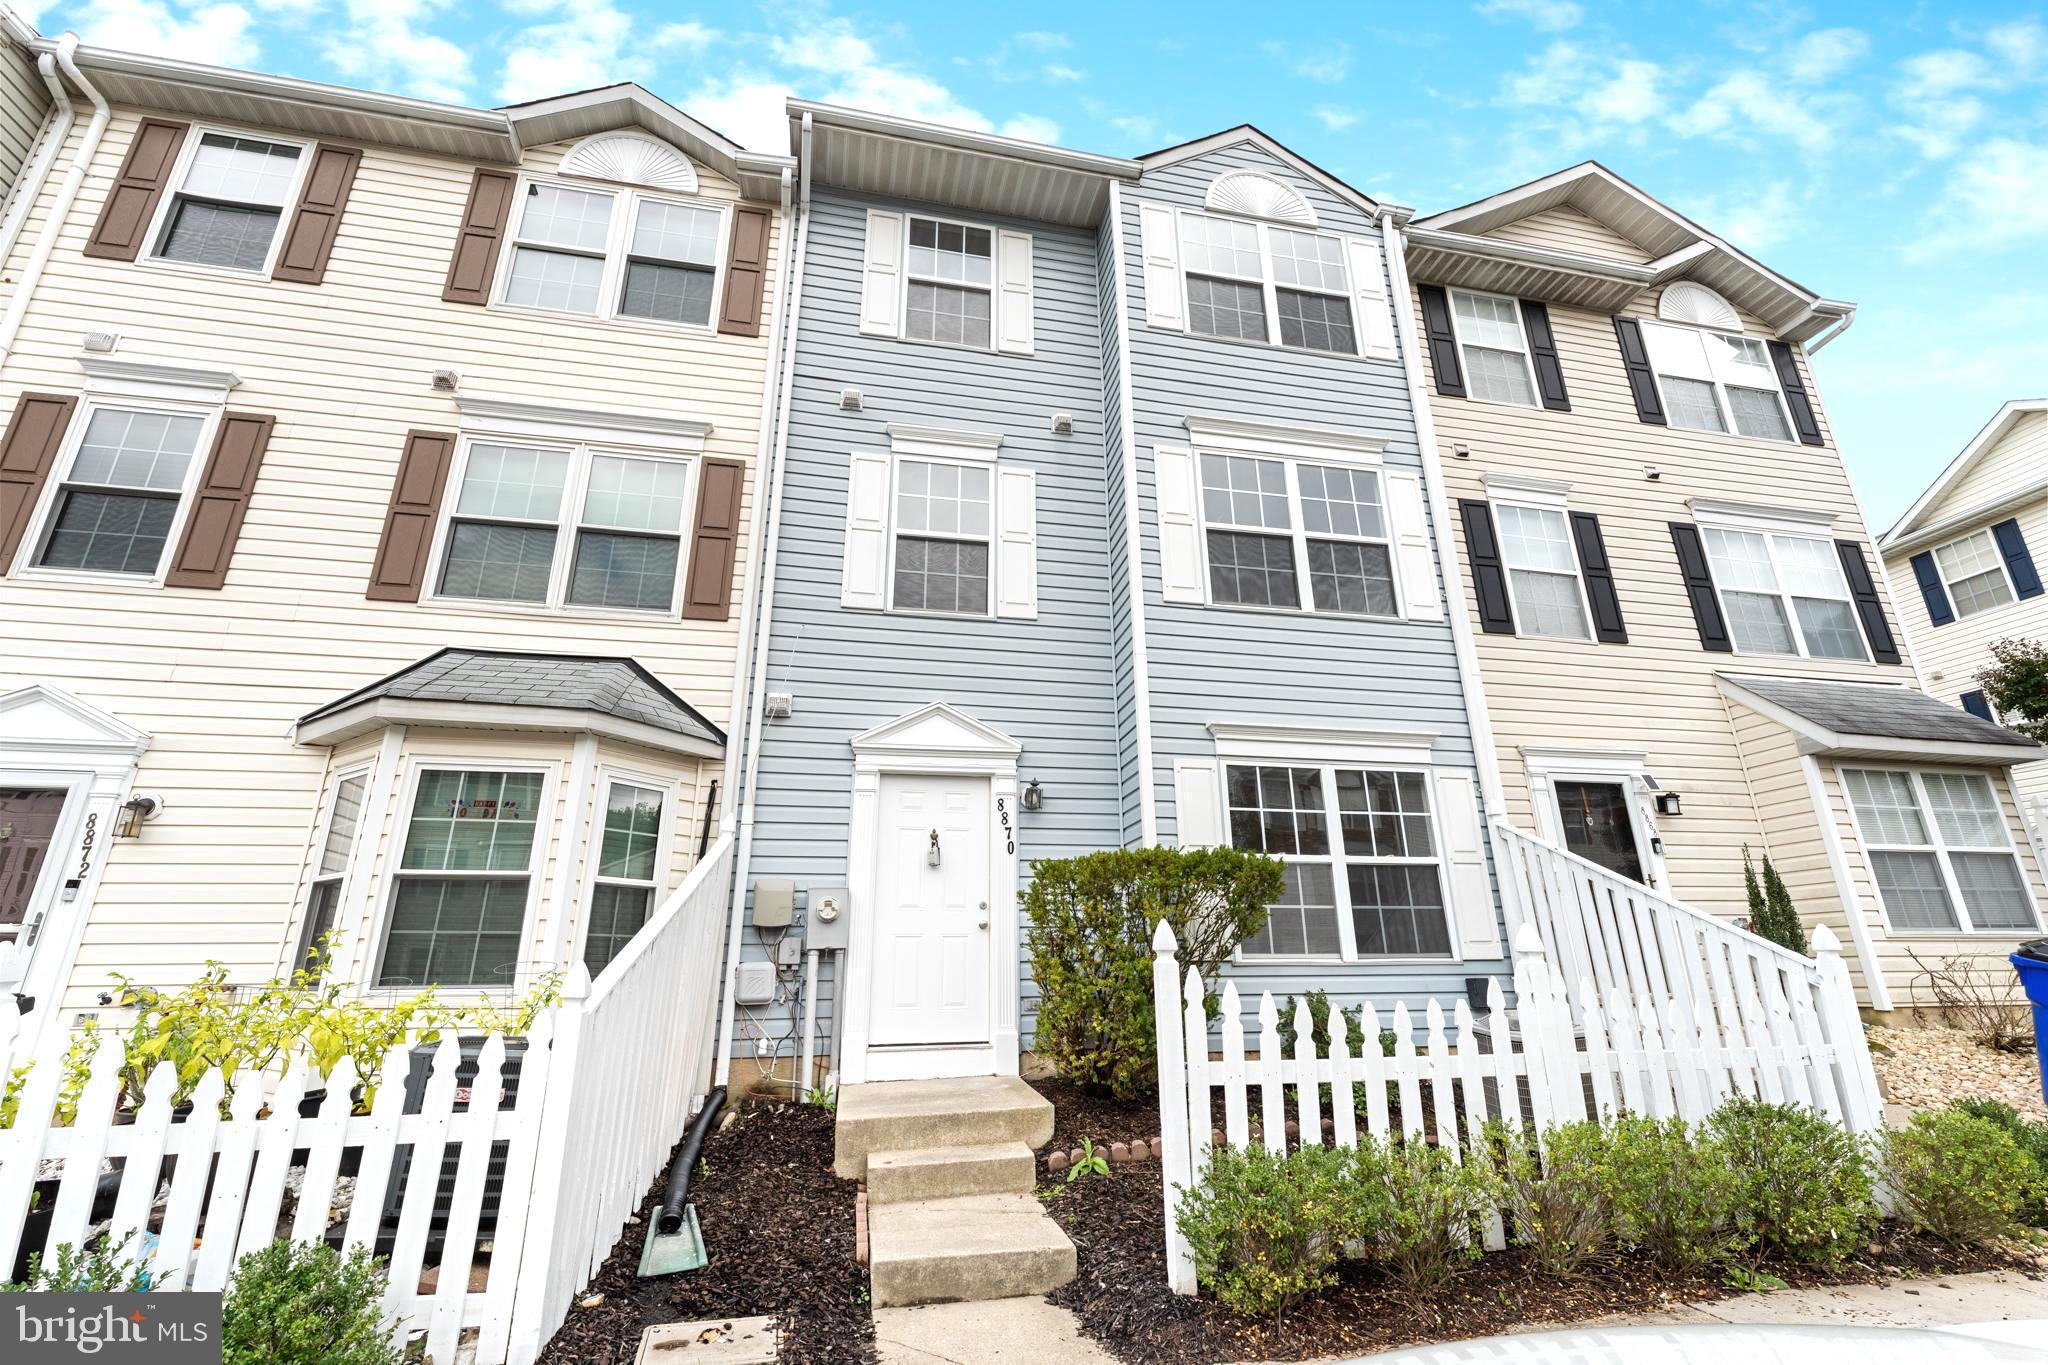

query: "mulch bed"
left=538, top=1100, right=873, bottom=1365
left=1045, top=1163, right=2044, bottom=1365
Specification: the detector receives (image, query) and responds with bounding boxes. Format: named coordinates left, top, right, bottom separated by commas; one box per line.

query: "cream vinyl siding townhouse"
left=0, top=13, right=48, bottom=205
left=1881, top=401, right=2048, bottom=816
left=1405, top=165, right=2047, bottom=1009
left=0, top=45, right=791, bottom=1051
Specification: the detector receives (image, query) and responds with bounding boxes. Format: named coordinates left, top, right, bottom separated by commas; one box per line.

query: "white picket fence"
left=1149, top=913, right=1884, bottom=1294
left=0, top=831, right=735, bottom=1365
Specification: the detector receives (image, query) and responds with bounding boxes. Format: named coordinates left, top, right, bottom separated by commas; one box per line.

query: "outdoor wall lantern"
left=1654, top=791, right=1683, bottom=817
left=1021, top=779, right=1043, bottom=812
left=115, top=793, right=162, bottom=839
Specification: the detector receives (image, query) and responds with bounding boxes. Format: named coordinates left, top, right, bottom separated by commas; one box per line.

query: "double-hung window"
left=294, top=769, right=367, bottom=977
left=584, top=780, right=665, bottom=977
left=1495, top=502, right=1591, bottom=639
left=151, top=130, right=306, bottom=272
left=1225, top=764, right=1450, bottom=958
left=379, top=768, right=544, bottom=988
left=433, top=438, right=694, bottom=614
left=1448, top=291, right=1538, bottom=406
left=1701, top=526, right=1866, bottom=659
left=1641, top=322, right=1795, bottom=441
left=1844, top=768, right=2039, bottom=934
left=892, top=458, right=993, bottom=615
left=32, top=405, right=210, bottom=577
left=905, top=217, right=994, bottom=348
left=1931, top=529, right=2017, bottom=619
left=1181, top=211, right=1358, bottom=354
left=501, top=179, right=725, bottom=328
left=1200, top=452, right=1396, bottom=615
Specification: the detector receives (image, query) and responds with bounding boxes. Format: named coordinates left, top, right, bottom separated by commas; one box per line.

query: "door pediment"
left=850, top=702, right=1021, bottom=769
left=0, top=685, right=151, bottom=760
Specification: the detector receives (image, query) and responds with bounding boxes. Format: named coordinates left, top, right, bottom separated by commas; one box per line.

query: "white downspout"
left=0, top=53, right=75, bottom=280
left=715, top=113, right=813, bottom=1088
left=1105, top=180, right=1160, bottom=845
left=0, top=35, right=109, bottom=365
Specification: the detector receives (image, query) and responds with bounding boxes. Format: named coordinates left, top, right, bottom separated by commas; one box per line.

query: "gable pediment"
left=850, top=702, right=1022, bottom=759
left=0, top=685, right=151, bottom=757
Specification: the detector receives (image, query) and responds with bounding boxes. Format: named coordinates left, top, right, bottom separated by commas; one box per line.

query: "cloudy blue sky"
left=14, top=0, right=2044, bottom=526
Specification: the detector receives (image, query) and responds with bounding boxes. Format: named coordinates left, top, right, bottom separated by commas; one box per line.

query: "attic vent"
left=1658, top=281, right=1742, bottom=332
left=1204, top=170, right=1317, bottom=227
left=558, top=132, right=699, bottom=194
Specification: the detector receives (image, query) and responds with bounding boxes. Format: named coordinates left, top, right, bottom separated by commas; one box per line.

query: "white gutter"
left=1804, top=305, right=1854, bottom=355
left=0, top=35, right=108, bottom=365
left=715, top=112, right=813, bottom=1087
left=0, top=48, right=74, bottom=279
left=1105, top=181, right=1159, bottom=845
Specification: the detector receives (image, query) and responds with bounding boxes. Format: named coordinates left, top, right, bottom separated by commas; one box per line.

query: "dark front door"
left=1554, top=780, right=1645, bottom=884
left=0, top=788, right=67, bottom=946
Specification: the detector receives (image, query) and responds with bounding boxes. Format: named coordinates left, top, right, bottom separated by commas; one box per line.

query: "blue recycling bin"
left=2014, top=939, right=2048, bottom=1106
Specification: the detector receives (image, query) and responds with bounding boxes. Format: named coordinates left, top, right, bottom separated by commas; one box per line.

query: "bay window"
left=1200, top=452, right=1395, bottom=615
left=1702, top=526, right=1866, bottom=660
left=583, top=780, right=665, bottom=976
left=500, top=178, right=725, bottom=328
left=294, top=769, right=368, bottom=977
left=378, top=768, right=544, bottom=988
left=1844, top=768, right=2039, bottom=934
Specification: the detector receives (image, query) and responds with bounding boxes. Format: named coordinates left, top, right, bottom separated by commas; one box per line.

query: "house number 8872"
left=997, top=797, right=1014, bottom=855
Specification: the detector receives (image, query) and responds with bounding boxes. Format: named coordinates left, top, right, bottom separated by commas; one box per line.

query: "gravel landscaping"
left=1870, top=1024, right=2047, bottom=1119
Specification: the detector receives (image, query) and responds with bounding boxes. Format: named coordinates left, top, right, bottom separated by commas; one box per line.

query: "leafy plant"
left=1952, top=1098, right=2048, bottom=1227
left=1065, top=1137, right=1112, bottom=1185
left=1353, top=1137, right=1496, bottom=1291
left=1025, top=846, right=1280, bottom=1098
left=1978, top=637, right=2048, bottom=743
left=1488, top=1120, right=1611, bottom=1278
left=1276, top=992, right=1397, bottom=1116
left=1174, top=1142, right=1353, bottom=1316
left=2, top=1241, right=151, bottom=1292
left=1706, top=1098, right=1876, bottom=1267
left=804, top=1085, right=837, bottom=1110
left=1884, top=1107, right=2042, bottom=1246
left=1599, top=1114, right=1744, bottom=1271
left=1723, top=1264, right=1789, bottom=1292
left=1742, top=847, right=1808, bottom=955
left=221, top=1241, right=402, bottom=1365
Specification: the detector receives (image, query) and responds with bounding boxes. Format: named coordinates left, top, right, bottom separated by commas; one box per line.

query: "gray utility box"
left=808, top=888, right=851, bottom=951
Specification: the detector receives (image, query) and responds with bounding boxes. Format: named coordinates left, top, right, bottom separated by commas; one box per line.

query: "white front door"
left=870, top=774, right=991, bottom=1047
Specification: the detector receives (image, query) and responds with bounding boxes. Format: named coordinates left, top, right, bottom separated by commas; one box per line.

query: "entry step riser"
left=866, top=1142, right=1036, bottom=1204
left=869, top=1243, right=1077, bottom=1308
left=866, top=1192, right=1077, bottom=1308
left=833, top=1077, right=1054, bottom=1180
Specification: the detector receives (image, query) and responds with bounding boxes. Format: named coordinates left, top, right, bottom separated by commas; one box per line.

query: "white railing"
left=0, top=831, right=736, bottom=1365
left=1492, top=820, right=1832, bottom=1047
left=1150, top=915, right=1884, bottom=1294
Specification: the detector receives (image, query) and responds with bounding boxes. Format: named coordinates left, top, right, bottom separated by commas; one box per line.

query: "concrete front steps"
left=837, top=1076, right=1076, bottom=1308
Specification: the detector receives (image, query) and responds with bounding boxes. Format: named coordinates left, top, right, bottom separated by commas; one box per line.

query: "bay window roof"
left=1715, top=673, right=2040, bottom=765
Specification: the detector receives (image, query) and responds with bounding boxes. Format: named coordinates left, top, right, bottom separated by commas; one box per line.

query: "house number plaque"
left=997, top=796, right=1014, bottom=855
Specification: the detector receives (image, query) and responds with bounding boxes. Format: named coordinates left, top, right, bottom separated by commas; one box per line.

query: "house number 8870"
left=997, top=797, right=1014, bottom=855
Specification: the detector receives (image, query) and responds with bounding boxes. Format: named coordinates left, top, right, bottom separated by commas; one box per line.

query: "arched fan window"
left=1203, top=170, right=1318, bottom=227
left=557, top=132, right=700, bottom=194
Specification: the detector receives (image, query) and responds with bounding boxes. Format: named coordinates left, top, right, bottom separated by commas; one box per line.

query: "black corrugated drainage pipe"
left=659, top=1086, right=727, bottom=1234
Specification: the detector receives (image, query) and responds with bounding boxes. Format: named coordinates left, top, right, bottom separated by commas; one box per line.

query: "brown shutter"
left=366, top=430, right=457, bottom=601
left=442, top=170, right=517, bottom=305
left=164, top=412, right=276, bottom=589
left=271, top=144, right=364, bottom=285
left=717, top=205, right=773, bottom=338
left=680, top=457, right=745, bottom=620
left=0, top=392, right=79, bottom=571
left=84, top=118, right=189, bottom=261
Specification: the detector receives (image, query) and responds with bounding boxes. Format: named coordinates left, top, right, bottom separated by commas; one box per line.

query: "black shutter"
left=1519, top=300, right=1570, bottom=411
left=1909, top=550, right=1954, bottom=626
left=1419, top=285, right=1466, bottom=398
left=1669, top=523, right=1732, bottom=652
left=1612, top=318, right=1666, bottom=425
left=1991, top=517, right=2043, bottom=599
left=1570, top=512, right=1627, bottom=643
left=1458, top=499, right=1514, bottom=634
left=1960, top=690, right=1994, bottom=722
left=1766, top=340, right=1825, bottom=446
left=1834, top=539, right=1901, bottom=664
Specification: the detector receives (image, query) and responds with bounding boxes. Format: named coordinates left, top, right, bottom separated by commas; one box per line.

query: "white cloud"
left=681, top=72, right=793, bottom=153
left=999, top=114, right=1060, bottom=144
left=1297, top=43, right=1350, bottom=83
left=1686, top=181, right=1800, bottom=252
left=1580, top=59, right=1663, bottom=124
left=1315, top=105, right=1359, bottom=132
left=1012, top=30, right=1069, bottom=52
left=498, top=0, right=642, bottom=103
left=1913, top=137, right=2048, bottom=258
left=1502, top=44, right=1663, bottom=126
left=1782, top=27, right=1867, bottom=83
left=1475, top=0, right=1581, bottom=33
left=1670, top=69, right=1842, bottom=152
left=1984, top=18, right=2045, bottom=72
left=322, top=0, right=470, bottom=102
left=70, top=0, right=260, bottom=66
left=1043, top=64, right=1084, bottom=83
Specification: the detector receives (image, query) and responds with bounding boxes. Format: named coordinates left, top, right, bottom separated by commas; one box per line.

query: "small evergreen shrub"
left=1026, top=846, right=1280, bottom=1098
left=1884, top=1108, right=2042, bottom=1246
left=2, top=1242, right=150, bottom=1292
left=1706, top=1098, right=1876, bottom=1267
left=1952, top=1098, right=2048, bottom=1226
left=1741, top=846, right=1808, bottom=955
left=1352, top=1137, right=1496, bottom=1291
left=221, top=1242, right=401, bottom=1365
left=1174, top=1143, right=1353, bottom=1316
left=1599, top=1114, right=1744, bottom=1270
left=1489, top=1120, right=1611, bottom=1277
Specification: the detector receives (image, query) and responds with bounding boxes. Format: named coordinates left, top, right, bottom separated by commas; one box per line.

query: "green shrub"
left=1742, top=847, right=1808, bottom=955
left=1489, top=1120, right=1611, bottom=1277
left=2, top=1242, right=150, bottom=1292
left=1174, top=1143, right=1354, bottom=1316
left=1353, top=1137, right=1496, bottom=1291
left=1884, top=1108, right=2041, bottom=1246
left=1275, top=992, right=1396, bottom=1117
left=1706, top=1099, right=1877, bottom=1267
left=1026, top=846, right=1280, bottom=1098
left=1600, top=1114, right=1744, bottom=1270
left=1952, top=1098, right=2048, bottom=1226
left=221, top=1242, right=401, bottom=1365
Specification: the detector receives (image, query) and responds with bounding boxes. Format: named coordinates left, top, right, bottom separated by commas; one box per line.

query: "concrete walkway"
left=873, top=1295, right=1114, bottom=1364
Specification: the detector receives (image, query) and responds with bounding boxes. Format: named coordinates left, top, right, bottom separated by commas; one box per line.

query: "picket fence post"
left=504, top=973, right=590, bottom=1365
left=1151, top=921, right=1197, bottom=1295
left=1810, top=924, right=1883, bottom=1133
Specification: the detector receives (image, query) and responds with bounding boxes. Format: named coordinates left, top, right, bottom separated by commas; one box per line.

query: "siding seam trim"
left=1108, top=180, right=1159, bottom=844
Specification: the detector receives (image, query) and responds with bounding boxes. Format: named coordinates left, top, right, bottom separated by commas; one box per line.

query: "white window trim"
left=10, top=393, right=225, bottom=587
left=573, top=765, right=680, bottom=975
left=1698, top=520, right=1867, bottom=662
left=286, top=762, right=373, bottom=975
left=490, top=172, right=731, bottom=334
left=884, top=450, right=998, bottom=619
left=897, top=211, right=999, bottom=353
left=1189, top=435, right=1402, bottom=619
left=1930, top=526, right=2021, bottom=621
left=1489, top=494, right=1598, bottom=645
left=1842, top=765, right=2042, bottom=937
left=1174, top=206, right=1365, bottom=358
left=1217, top=757, right=1456, bottom=965
left=1445, top=287, right=1542, bottom=409
left=364, top=756, right=559, bottom=998
left=135, top=122, right=316, bottom=280
left=420, top=430, right=700, bottom=621
left=1640, top=317, right=1798, bottom=445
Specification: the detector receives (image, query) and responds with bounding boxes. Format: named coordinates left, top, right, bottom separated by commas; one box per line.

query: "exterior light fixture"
left=927, top=830, right=942, bottom=868
left=115, top=793, right=162, bottom=838
left=1021, top=779, right=1043, bottom=812
left=1654, top=792, right=1682, bottom=817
